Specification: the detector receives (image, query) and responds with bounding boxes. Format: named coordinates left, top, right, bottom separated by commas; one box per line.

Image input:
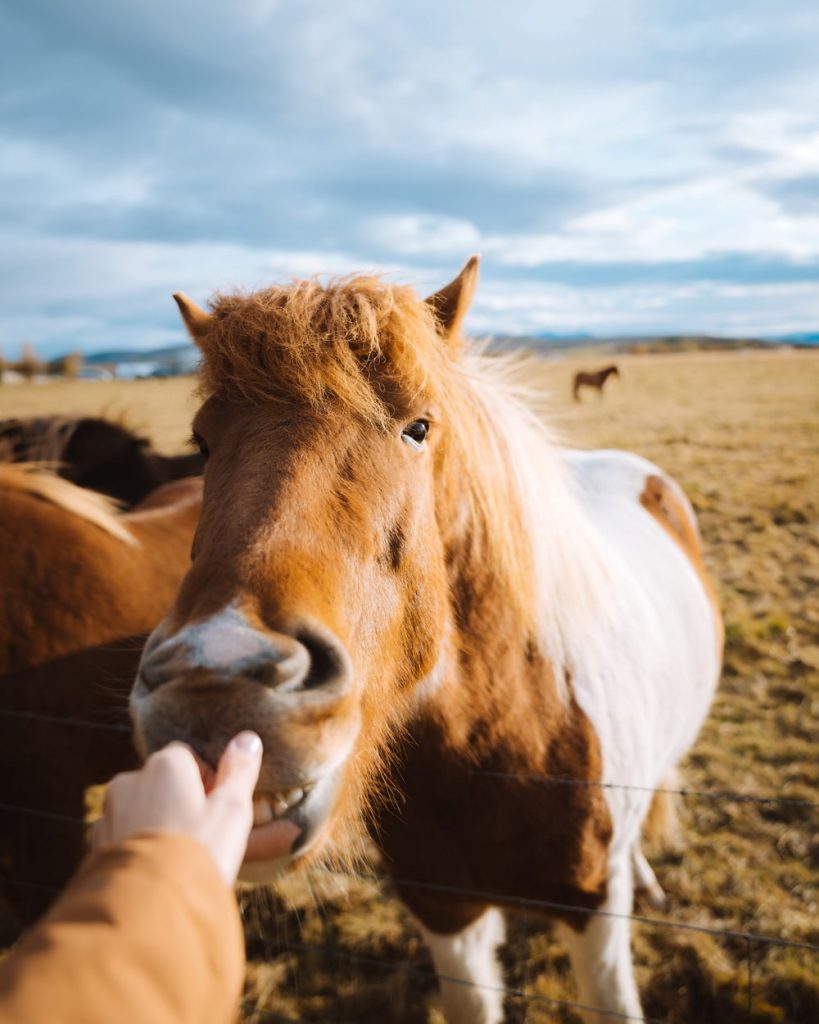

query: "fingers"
left=94, top=745, right=207, bottom=851
left=197, top=732, right=263, bottom=884
left=206, top=732, right=262, bottom=826
left=93, top=769, right=139, bottom=849
left=93, top=734, right=265, bottom=886
left=190, top=749, right=217, bottom=794
left=145, top=742, right=203, bottom=790
left=211, top=731, right=263, bottom=799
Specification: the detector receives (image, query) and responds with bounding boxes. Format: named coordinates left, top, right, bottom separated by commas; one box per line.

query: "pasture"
left=1, top=347, right=817, bottom=1022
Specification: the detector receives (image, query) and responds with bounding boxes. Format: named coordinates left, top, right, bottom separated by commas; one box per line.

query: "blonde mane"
left=196, top=275, right=609, bottom=666
left=0, top=464, right=137, bottom=546
left=457, top=353, right=612, bottom=680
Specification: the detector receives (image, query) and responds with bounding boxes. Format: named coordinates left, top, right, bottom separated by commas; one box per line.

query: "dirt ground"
left=1, top=348, right=817, bottom=1022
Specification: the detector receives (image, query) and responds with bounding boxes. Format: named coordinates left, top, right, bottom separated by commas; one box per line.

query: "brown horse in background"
left=0, top=415, right=203, bottom=507
left=573, top=364, right=619, bottom=401
left=0, top=467, right=202, bottom=923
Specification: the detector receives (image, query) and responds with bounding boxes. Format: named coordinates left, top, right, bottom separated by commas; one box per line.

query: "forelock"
left=196, top=276, right=449, bottom=423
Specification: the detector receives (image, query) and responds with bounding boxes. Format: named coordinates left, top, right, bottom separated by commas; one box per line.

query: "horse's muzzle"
left=137, top=605, right=351, bottom=695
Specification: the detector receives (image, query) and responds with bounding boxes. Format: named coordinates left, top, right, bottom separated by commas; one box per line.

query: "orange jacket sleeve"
left=0, top=832, right=245, bottom=1024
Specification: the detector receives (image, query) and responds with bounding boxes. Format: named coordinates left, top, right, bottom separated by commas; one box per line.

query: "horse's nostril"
left=139, top=661, right=165, bottom=691
left=296, top=623, right=349, bottom=690
left=139, top=643, right=181, bottom=692
left=226, top=627, right=347, bottom=692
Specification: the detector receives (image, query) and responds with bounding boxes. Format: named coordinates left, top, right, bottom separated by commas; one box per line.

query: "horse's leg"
left=557, top=855, right=643, bottom=1022
left=632, top=841, right=667, bottom=910
left=415, top=907, right=506, bottom=1024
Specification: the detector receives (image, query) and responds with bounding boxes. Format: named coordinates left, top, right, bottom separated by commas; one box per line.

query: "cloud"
left=2, top=0, right=819, bottom=355
left=470, top=278, right=819, bottom=339
left=758, top=173, right=819, bottom=216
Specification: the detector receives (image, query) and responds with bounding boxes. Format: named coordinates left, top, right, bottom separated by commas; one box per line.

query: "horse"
left=130, top=258, right=722, bottom=1023
left=0, top=415, right=204, bottom=507
left=573, top=364, right=619, bottom=401
left=0, top=467, right=202, bottom=923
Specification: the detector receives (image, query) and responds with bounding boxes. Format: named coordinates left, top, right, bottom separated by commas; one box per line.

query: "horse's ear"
left=173, top=292, right=211, bottom=343
left=425, top=255, right=480, bottom=345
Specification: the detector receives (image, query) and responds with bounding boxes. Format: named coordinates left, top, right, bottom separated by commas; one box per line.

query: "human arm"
left=0, top=733, right=268, bottom=1024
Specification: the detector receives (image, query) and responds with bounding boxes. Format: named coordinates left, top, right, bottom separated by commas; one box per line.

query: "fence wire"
left=1, top=701, right=816, bottom=1023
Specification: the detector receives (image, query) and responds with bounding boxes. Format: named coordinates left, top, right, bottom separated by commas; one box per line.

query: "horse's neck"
left=420, top=374, right=603, bottom=765
left=421, top=574, right=569, bottom=765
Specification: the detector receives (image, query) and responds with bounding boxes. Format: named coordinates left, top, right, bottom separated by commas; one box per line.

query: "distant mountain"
left=488, top=333, right=604, bottom=352
left=768, top=333, right=819, bottom=346
left=486, top=332, right=811, bottom=353
left=85, top=343, right=197, bottom=366
left=533, top=331, right=596, bottom=341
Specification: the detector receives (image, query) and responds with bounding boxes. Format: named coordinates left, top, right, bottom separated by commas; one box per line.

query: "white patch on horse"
left=561, top=448, right=721, bottom=849
left=177, top=602, right=277, bottom=670
left=416, top=908, right=506, bottom=1024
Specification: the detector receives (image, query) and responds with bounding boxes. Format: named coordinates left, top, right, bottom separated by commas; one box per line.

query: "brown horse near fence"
left=572, top=364, right=619, bottom=401
left=0, top=467, right=202, bottom=922
left=132, top=259, right=721, bottom=1023
left=0, top=415, right=203, bottom=507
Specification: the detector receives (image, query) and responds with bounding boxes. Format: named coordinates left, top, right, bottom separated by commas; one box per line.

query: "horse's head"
left=131, top=259, right=480, bottom=878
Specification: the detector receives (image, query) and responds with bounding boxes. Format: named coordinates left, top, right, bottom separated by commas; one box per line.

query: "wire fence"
left=1, top=703, right=816, bottom=1022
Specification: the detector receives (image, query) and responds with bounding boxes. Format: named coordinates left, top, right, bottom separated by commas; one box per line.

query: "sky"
left=2, top=0, right=819, bottom=357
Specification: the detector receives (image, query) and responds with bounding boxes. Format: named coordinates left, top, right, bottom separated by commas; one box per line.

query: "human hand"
left=93, top=732, right=264, bottom=884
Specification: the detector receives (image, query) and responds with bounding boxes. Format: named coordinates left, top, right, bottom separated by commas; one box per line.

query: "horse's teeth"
left=253, top=797, right=274, bottom=826
left=254, top=787, right=308, bottom=821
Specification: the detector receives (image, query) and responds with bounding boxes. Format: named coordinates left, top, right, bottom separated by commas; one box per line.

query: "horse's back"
left=564, top=448, right=710, bottom=608
left=564, top=447, right=721, bottom=678
left=559, top=449, right=721, bottom=828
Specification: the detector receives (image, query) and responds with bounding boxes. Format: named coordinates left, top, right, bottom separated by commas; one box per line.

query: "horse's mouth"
left=129, top=660, right=353, bottom=880
left=240, top=767, right=341, bottom=881
left=252, top=785, right=312, bottom=825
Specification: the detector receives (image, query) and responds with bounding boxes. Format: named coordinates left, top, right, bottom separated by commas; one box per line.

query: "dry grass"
left=2, top=348, right=817, bottom=1022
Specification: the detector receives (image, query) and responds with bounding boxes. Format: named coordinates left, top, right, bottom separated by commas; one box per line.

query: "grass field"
left=2, top=348, right=817, bottom=1022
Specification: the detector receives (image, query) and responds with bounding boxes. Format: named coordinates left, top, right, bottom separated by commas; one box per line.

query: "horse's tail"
left=643, top=776, right=678, bottom=851
left=572, top=374, right=581, bottom=401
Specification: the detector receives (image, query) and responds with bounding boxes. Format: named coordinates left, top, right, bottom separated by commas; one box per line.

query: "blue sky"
left=2, top=0, right=819, bottom=357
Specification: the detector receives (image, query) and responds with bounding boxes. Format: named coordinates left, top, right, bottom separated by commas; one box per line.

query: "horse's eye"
left=401, top=419, right=429, bottom=450
left=191, top=432, right=209, bottom=459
